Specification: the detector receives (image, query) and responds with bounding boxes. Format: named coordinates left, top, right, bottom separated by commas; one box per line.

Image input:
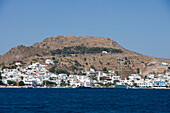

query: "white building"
left=161, top=62, right=168, bottom=66
left=102, top=51, right=108, bottom=54
left=15, top=62, right=22, bottom=66
left=45, top=59, right=54, bottom=65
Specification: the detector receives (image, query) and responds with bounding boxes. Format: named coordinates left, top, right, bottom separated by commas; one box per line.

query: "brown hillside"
left=0, top=36, right=169, bottom=77
left=33, top=36, right=123, bottom=50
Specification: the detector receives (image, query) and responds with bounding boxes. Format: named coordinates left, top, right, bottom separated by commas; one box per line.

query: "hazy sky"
left=0, top=0, right=170, bottom=58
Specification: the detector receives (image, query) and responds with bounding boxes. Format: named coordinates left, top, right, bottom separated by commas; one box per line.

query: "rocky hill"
left=0, top=36, right=169, bottom=77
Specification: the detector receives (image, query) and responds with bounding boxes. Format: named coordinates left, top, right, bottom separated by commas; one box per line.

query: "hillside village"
left=0, top=36, right=170, bottom=88
left=0, top=59, right=169, bottom=89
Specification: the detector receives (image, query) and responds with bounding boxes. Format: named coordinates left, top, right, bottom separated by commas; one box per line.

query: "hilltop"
left=0, top=36, right=169, bottom=77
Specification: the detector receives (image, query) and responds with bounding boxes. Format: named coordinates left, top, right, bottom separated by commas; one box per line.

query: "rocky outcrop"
left=33, top=36, right=123, bottom=50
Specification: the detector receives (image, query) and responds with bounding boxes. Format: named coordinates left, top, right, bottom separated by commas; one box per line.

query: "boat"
left=115, top=85, right=127, bottom=89
left=76, top=86, right=91, bottom=88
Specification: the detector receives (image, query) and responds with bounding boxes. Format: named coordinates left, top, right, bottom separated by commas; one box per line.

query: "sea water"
left=0, top=88, right=169, bottom=113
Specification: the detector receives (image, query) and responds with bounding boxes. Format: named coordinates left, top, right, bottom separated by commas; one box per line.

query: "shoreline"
left=0, top=86, right=170, bottom=89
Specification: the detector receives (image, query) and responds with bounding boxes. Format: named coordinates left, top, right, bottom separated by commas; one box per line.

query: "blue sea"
left=0, top=88, right=169, bottom=113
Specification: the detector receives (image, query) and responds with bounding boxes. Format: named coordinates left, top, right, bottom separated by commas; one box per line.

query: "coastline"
left=0, top=85, right=170, bottom=89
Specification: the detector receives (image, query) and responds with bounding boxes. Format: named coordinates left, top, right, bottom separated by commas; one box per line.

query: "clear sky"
left=0, top=0, right=170, bottom=58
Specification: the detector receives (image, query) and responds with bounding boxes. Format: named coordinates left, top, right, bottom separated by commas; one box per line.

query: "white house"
left=102, top=51, right=108, bottom=54
left=161, top=62, right=168, bottom=66
left=129, top=74, right=141, bottom=81
left=15, top=62, right=22, bottom=66
left=45, top=59, right=54, bottom=65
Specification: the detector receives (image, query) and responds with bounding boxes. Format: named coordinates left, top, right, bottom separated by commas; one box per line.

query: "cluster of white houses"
left=0, top=60, right=170, bottom=88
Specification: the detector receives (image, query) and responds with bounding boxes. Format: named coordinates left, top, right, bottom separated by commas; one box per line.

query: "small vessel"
left=76, top=85, right=91, bottom=88
left=115, top=85, right=127, bottom=89
left=27, top=86, right=33, bottom=88
left=65, top=87, right=73, bottom=89
left=34, top=86, right=41, bottom=88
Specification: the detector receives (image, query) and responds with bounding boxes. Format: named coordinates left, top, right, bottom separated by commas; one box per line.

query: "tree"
left=2, top=66, right=8, bottom=70
left=136, top=68, right=140, bottom=74
left=43, top=81, right=56, bottom=86
left=49, top=66, right=56, bottom=73
left=49, top=46, right=123, bottom=55
left=84, top=58, right=86, bottom=61
left=133, top=83, right=137, bottom=87
left=54, top=60, right=58, bottom=64
left=103, top=67, right=108, bottom=72
left=93, top=57, right=95, bottom=61
left=49, top=77, right=53, bottom=80
left=124, top=62, right=127, bottom=65
left=1, top=62, right=4, bottom=66
left=19, top=81, right=25, bottom=86
left=0, top=72, right=2, bottom=85
left=7, top=80, right=17, bottom=86
left=0, top=72, right=2, bottom=80
left=90, top=65, right=96, bottom=70
left=67, top=80, right=70, bottom=86
left=104, top=82, right=114, bottom=87
left=92, top=77, right=97, bottom=80
left=99, top=60, right=103, bottom=65
left=32, top=59, right=38, bottom=62
left=71, top=65, right=77, bottom=71
left=115, top=71, right=119, bottom=76
left=52, top=57, right=55, bottom=60
left=125, top=57, right=128, bottom=60
left=0, top=81, right=3, bottom=85
left=74, top=60, right=81, bottom=66
left=56, top=69, right=70, bottom=75
left=21, top=76, right=23, bottom=80
left=60, top=80, right=67, bottom=86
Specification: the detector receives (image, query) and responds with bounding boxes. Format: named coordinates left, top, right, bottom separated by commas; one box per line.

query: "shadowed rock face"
left=0, top=35, right=169, bottom=77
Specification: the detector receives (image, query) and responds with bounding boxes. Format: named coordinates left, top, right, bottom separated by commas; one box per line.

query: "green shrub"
left=99, top=60, right=103, bottom=65
left=74, top=60, right=81, bottom=66
left=52, top=57, right=55, bottom=60
left=103, top=67, right=108, bottom=72
left=49, top=46, right=123, bottom=55
left=7, top=80, right=17, bottom=86
left=84, top=58, right=86, bottom=61
left=56, top=69, right=70, bottom=75
left=71, top=65, right=77, bottom=71
left=60, top=80, right=67, bottom=86
left=32, top=59, right=38, bottom=62
left=43, top=81, right=56, bottom=86
left=54, top=60, right=58, bottom=64
left=136, top=68, right=140, bottom=74
left=19, top=81, right=25, bottom=86
left=90, top=65, right=96, bottom=70
left=49, top=66, right=56, bottom=73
